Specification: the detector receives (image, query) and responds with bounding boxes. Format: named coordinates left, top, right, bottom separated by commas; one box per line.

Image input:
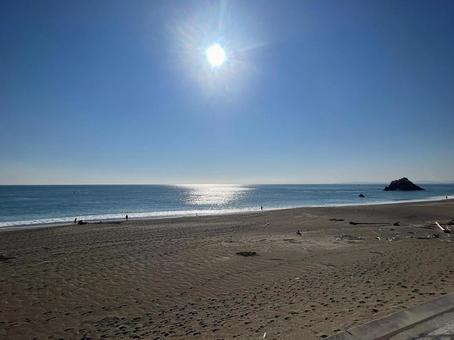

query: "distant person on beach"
left=126, top=214, right=128, bottom=220
left=74, top=218, right=77, bottom=224
left=260, top=206, right=263, bottom=211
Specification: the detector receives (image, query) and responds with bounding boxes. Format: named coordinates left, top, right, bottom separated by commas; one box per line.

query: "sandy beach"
left=1, top=200, right=454, bottom=339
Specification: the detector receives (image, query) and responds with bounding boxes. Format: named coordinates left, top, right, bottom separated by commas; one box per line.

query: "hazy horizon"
left=1, top=0, right=454, bottom=185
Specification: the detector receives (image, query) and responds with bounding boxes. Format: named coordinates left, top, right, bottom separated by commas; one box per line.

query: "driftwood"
left=436, top=221, right=451, bottom=233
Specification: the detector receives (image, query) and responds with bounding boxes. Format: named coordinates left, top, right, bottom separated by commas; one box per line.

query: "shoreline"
left=1, top=195, right=452, bottom=231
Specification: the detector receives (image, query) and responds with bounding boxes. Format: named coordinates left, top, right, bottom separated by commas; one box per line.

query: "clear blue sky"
left=1, top=0, right=453, bottom=184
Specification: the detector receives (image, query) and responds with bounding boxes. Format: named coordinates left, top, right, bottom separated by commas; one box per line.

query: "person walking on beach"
left=125, top=214, right=128, bottom=220
left=74, top=218, right=77, bottom=224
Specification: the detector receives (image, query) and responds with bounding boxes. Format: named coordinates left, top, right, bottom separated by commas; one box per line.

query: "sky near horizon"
left=1, top=0, right=454, bottom=185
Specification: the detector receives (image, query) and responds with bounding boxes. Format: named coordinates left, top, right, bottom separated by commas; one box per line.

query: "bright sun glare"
left=206, top=43, right=226, bottom=67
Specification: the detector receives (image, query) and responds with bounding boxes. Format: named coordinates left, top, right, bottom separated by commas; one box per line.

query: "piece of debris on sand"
left=236, top=251, right=257, bottom=257
left=387, top=235, right=401, bottom=241
left=417, top=234, right=440, bottom=240
left=335, top=234, right=364, bottom=241
left=0, top=254, right=15, bottom=263
left=349, top=221, right=383, bottom=226
left=436, top=221, right=451, bottom=233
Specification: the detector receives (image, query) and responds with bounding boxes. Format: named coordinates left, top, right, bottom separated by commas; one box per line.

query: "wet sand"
left=1, top=200, right=454, bottom=339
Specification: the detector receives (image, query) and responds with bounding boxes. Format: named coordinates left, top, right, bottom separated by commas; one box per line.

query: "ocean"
left=1, top=184, right=453, bottom=228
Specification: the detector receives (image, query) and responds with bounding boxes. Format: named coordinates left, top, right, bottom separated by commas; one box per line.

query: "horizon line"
left=1, top=181, right=454, bottom=186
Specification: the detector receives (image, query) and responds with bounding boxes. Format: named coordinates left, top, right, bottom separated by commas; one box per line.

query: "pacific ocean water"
left=1, top=184, right=453, bottom=228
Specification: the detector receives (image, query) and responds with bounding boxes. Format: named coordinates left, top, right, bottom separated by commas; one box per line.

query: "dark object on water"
left=77, top=220, right=87, bottom=225
left=126, top=215, right=128, bottom=220
left=384, top=177, right=424, bottom=191
left=296, top=230, right=302, bottom=236
left=393, top=221, right=400, bottom=226
left=74, top=218, right=77, bottom=224
left=236, top=251, right=257, bottom=257
left=358, top=194, right=365, bottom=198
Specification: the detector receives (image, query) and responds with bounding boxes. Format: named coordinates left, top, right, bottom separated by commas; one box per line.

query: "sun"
left=205, top=43, right=226, bottom=68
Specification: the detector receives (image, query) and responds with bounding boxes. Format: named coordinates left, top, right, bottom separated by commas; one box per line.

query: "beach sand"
left=1, top=200, right=454, bottom=339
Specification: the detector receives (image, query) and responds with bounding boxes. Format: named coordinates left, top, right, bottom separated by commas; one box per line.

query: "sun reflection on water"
left=178, top=184, right=250, bottom=206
